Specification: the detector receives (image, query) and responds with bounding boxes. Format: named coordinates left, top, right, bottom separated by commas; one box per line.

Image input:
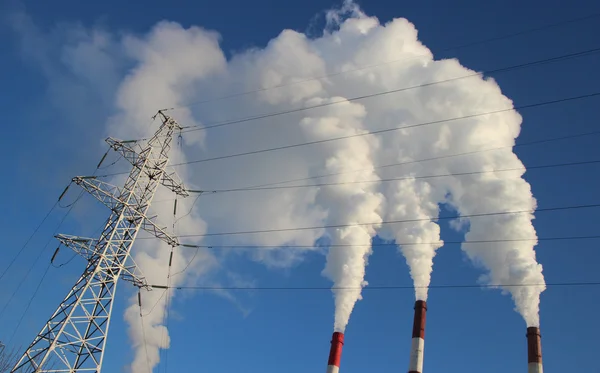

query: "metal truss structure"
left=12, top=111, right=188, bottom=372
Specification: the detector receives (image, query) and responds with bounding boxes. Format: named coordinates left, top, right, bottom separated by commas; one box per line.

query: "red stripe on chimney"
left=412, top=300, right=427, bottom=339
left=527, top=327, right=542, bottom=364
left=328, top=332, right=344, bottom=367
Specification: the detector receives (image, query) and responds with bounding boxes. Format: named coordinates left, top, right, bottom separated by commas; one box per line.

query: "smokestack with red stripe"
left=527, top=327, right=543, bottom=373
left=408, top=300, right=426, bottom=373
left=326, top=332, right=344, bottom=373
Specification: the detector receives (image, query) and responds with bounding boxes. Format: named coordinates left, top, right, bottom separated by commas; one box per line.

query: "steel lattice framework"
left=12, top=111, right=188, bottom=373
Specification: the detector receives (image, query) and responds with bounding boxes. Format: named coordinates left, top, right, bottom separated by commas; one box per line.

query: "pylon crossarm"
left=55, top=234, right=150, bottom=290
left=73, top=177, right=124, bottom=211
left=141, top=215, right=179, bottom=247
left=161, top=170, right=189, bottom=197
left=120, top=261, right=150, bottom=290
left=106, top=137, right=143, bottom=165
left=55, top=234, right=97, bottom=261
left=107, top=137, right=188, bottom=197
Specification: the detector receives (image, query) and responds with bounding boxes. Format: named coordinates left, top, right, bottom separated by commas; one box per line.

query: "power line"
left=187, top=159, right=600, bottom=194
left=171, top=234, right=600, bottom=250
left=142, top=288, right=168, bottom=317
left=6, top=263, right=52, bottom=346
left=243, top=130, right=600, bottom=189
left=0, top=191, right=83, bottom=319
left=169, top=247, right=200, bottom=278
left=142, top=130, right=600, bottom=202
left=171, top=203, right=600, bottom=238
left=140, top=316, right=152, bottom=373
left=150, top=281, right=600, bottom=291
left=0, top=201, right=58, bottom=283
left=138, top=291, right=152, bottom=373
left=103, top=96, right=600, bottom=185
left=124, top=45, right=600, bottom=147
left=171, top=91, right=600, bottom=168
left=174, top=47, right=600, bottom=134
left=7, top=218, right=108, bottom=344
left=0, top=162, right=103, bottom=325
left=167, top=12, right=600, bottom=110
left=158, top=248, right=174, bottom=373
left=102, top=77, right=600, bottom=182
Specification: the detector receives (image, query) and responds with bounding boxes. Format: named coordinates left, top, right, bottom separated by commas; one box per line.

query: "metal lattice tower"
left=12, top=111, right=189, bottom=373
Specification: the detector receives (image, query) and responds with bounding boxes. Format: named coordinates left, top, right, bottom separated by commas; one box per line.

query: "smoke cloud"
left=301, top=98, right=383, bottom=332
left=11, top=0, right=547, bottom=369
left=107, top=22, right=226, bottom=372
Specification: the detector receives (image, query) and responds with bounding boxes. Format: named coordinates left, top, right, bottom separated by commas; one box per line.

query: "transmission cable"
left=167, top=12, right=600, bottom=110
left=170, top=202, right=600, bottom=238
left=161, top=195, right=179, bottom=373
left=141, top=130, right=600, bottom=203
left=159, top=249, right=174, bottom=373
left=0, top=145, right=112, bottom=324
left=138, top=291, right=152, bottom=373
left=5, top=263, right=52, bottom=346
left=50, top=252, right=78, bottom=268
left=248, top=130, right=600, bottom=189
left=151, top=281, right=600, bottom=291
left=169, top=247, right=200, bottom=278
left=0, top=200, right=58, bottom=283
left=173, top=47, right=600, bottom=134
left=0, top=189, right=84, bottom=319
left=142, top=288, right=169, bottom=317
left=186, top=159, right=600, bottom=195
left=173, top=92, right=600, bottom=168
left=124, top=46, right=600, bottom=147
left=101, top=98, right=600, bottom=185
left=170, top=234, right=600, bottom=250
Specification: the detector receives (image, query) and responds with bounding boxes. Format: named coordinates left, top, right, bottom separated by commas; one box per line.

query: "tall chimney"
left=408, top=300, right=427, bottom=373
left=326, top=332, right=344, bottom=373
left=527, top=327, right=543, bottom=373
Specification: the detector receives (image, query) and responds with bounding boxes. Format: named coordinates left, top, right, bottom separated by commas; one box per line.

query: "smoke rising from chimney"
left=302, top=99, right=383, bottom=333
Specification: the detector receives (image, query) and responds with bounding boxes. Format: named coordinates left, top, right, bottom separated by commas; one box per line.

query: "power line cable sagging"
left=143, top=131, right=600, bottom=205
left=186, top=158, right=600, bottom=195
left=174, top=48, right=600, bottom=134
left=170, top=202, right=600, bottom=238
left=122, top=47, right=600, bottom=148
left=153, top=281, right=600, bottom=291
left=164, top=12, right=600, bottom=110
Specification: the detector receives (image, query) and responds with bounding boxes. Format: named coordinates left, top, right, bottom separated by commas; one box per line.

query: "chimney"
left=408, top=300, right=427, bottom=373
left=527, top=327, right=543, bottom=373
left=326, top=332, right=344, bottom=373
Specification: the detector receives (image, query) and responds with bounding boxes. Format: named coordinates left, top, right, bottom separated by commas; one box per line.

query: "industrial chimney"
left=527, top=327, right=543, bottom=373
left=326, top=332, right=344, bottom=373
left=408, top=300, right=426, bottom=373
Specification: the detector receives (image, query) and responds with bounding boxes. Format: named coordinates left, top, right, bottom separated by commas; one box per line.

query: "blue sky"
left=1, top=0, right=600, bottom=372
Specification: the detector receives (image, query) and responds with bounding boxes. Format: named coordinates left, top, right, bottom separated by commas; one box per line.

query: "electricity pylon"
left=12, top=111, right=188, bottom=372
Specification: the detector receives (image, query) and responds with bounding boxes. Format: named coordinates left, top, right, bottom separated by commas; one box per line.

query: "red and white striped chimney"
left=326, top=332, right=344, bottom=373
left=408, top=300, right=426, bottom=373
left=527, top=327, right=543, bottom=373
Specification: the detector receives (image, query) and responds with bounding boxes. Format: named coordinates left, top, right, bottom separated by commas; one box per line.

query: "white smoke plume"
left=301, top=98, right=383, bottom=332
left=105, top=22, right=226, bottom=372
left=379, top=178, right=444, bottom=301
left=11, top=0, right=547, bottom=369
